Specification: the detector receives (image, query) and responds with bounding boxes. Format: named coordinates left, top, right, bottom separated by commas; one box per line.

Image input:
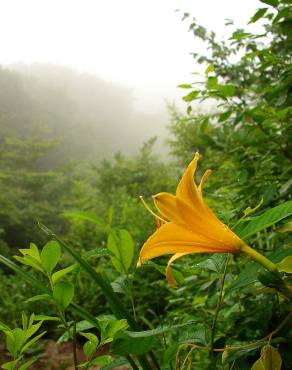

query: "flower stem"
left=240, top=244, right=277, bottom=273
left=210, top=254, right=229, bottom=370
left=241, top=244, right=292, bottom=300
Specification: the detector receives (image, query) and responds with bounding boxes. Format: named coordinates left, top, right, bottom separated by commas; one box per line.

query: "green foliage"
left=107, top=229, right=134, bottom=274
left=40, top=241, right=61, bottom=275
left=0, top=1, right=292, bottom=369
left=0, top=314, right=46, bottom=370
left=170, top=0, right=292, bottom=214
left=235, top=200, right=292, bottom=239
left=53, top=282, right=75, bottom=310
left=0, top=135, right=70, bottom=251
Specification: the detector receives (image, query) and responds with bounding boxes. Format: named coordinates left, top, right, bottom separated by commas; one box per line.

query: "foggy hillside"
left=0, top=64, right=168, bottom=167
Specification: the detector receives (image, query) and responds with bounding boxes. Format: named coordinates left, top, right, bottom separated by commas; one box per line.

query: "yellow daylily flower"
left=138, top=152, right=244, bottom=287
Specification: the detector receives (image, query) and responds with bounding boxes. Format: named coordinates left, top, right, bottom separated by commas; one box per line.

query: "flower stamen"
left=139, top=196, right=166, bottom=224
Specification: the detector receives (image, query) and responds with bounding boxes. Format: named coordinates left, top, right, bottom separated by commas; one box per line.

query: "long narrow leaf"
left=235, top=200, right=292, bottom=239
left=123, top=320, right=196, bottom=338
left=0, top=255, right=48, bottom=292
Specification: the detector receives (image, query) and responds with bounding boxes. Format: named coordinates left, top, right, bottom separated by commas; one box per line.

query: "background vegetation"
left=0, top=0, right=291, bottom=369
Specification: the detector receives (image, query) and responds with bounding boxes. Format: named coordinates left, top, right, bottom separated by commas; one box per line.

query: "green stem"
left=127, top=355, right=139, bottom=370
left=72, top=321, right=78, bottom=370
left=210, top=255, right=229, bottom=370
left=240, top=244, right=277, bottom=272
left=49, top=275, right=78, bottom=370
left=241, top=244, right=292, bottom=300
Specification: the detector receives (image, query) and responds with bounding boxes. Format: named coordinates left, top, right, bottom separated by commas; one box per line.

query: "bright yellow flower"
left=138, top=152, right=244, bottom=287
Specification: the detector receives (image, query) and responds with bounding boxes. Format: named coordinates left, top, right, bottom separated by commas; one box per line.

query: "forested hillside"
left=0, top=64, right=166, bottom=167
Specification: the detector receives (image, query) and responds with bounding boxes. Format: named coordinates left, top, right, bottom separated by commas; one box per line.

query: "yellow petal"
left=153, top=192, right=241, bottom=249
left=166, top=252, right=190, bottom=288
left=175, top=196, right=242, bottom=248
left=198, top=169, right=212, bottom=193
left=176, top=152, right=206, bottom=212
left=139, top=222, right=233, bottom=263
left=153, top=192, right=183, bottom=224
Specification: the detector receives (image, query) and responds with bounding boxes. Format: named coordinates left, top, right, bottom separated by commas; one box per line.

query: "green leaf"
left=251, top=344, right=282, bottom=369
left=80, top=332, right=99, bottom=344
left=195, top=254, right=227, bottom=273
left=21, top=313, right=28, bottom=331
left=40, top=240, right=61, bottom=275
left=277, top=221, right=292, bottom=233
left=230, top=31, right=251, bottom=40
left=52, top=264, right=77, bottom=284
left=1, top=359, right=19, bottom=370
left=249, top=8, right=268, bottom=23
left=83, top=340, right=97, bottom=358
left=25, top=294, right=51, bottom=303
left=0, top=255, right=102, bottom=341
left=228, top=261, right=260, bottom=291
left=218, top=110, right=232, bottom=122
left=0, top=322, right=11, bottom=331
left=53, top=282, right=74, bottom=310
left=36, top=230, right=154, bottom=369
left=108, top=206, right=114, bottom=226
left=205, top=64, right=214, bottom=76
left=235, top=201, right=292, bottom=239
left=6, top=328, right=24, bottom=357
left=111, top=275, right=129, bottom=294
left=112, top=336, right=155, bottom=356
left=222, top=344, right=262, bottom=365
left=200, top=117, right=209, bottom=132
left=107, top=232, right=121, bottom=273
left=123, top=320, right=196, bottom=338
left=179, top=323, right=209, bottom=345
left=83, top=248, right=111, bottom=260
left=229, top=248, right=292, bottom=291
left=34, top=315, right=60, bottom=322
left=91, top=355, right=112, bottom=366
left=119, top=229, right=134, bottom=272
left=276, top=256, right=292, bottom=273
left=64, top=211, right=104, bottom=226
left=187, top=105, right=192, bottom=115
left=207, top=76, right=218, bottom=89
left=107, top=230, right=134, bottom=273
left=219, top=84, right=236, bottom=97
left=21, top=331, right=46, bottom=354
left=0, top=254, right=47, bottom=292
left=19, top=243, right=41, bottom=262
left=58, top=320, right=96, bottom=342
left=177, top=84, right=193, bottom=89
left=14, top=255, right=44, bottom=273
left=18, top=358, right=37, bottom=370
left=260, top=0, right=279, bottom=7
left=100, top=357, right=128, bottom=370
left=183, top=90, right=200, bottom=102
left=100, top=319, right=128, bottom=345
left=39, top=233, right=131, bottom=321
left=23, top=321, right=42, bottom=342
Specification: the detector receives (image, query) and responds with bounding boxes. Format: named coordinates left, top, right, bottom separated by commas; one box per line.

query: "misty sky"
left=1, top=0, right=262, bottom=112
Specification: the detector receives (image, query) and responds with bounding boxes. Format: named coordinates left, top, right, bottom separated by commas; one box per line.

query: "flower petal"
left=198, top=169, right=212, bottom=193
left=176, top=152, right=206, bottom=212
left=153, top=192, right=183, bottom=224
left=153, top=192, right=242, bottom=249
left=165, top=252, right=190, bottom=288
left=139, top=222, right=232, bottom=263
left=175, top=196, right=242, bottom=248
